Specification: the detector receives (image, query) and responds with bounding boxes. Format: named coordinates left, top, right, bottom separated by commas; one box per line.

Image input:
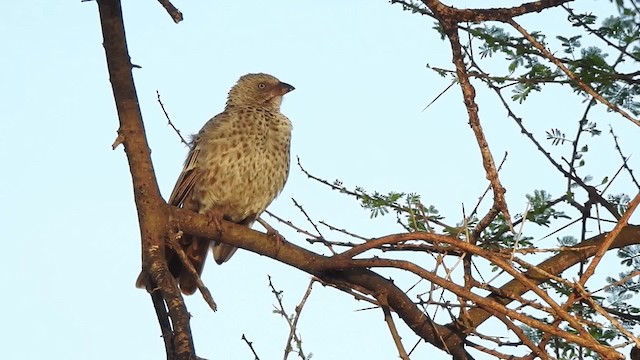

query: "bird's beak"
left=277, top=82, right=295, bottom=95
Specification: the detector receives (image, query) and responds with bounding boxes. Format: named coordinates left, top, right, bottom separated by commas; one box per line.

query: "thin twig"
left=566, top=101, right=595, bottom=191
left=313, top=277, right=380, bottom=306
left=264, top=210, right=320, bottom=240
left=319, top=220, right=370, bottom=241
left=291, top=198, right=326, bottom=241
left=241, top=334, right=261, bottom=360
left=268, top=276, right=309, bottom=360
left=167, top=231, right=218, bottom=312
left=283, top=279, right=315, bottom=360
left=296, top=157, right=453, bottom=230
left=510, top=202, right=531, bottom=264
left=380, top=294, right=411, bottom=360
left=562, top=5, right=640, bottom=62
left=609, top=125, right=640, bottom=190
left=578, top=192, right=640, bottom=286
left=156, top=90, right=190, bottom=147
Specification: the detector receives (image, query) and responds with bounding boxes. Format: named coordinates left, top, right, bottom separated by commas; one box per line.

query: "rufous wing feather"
left=168, top=146, right=201, bottom=207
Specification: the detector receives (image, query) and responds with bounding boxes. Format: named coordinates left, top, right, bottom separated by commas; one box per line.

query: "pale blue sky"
left=2, top=1, right=638, bottom=359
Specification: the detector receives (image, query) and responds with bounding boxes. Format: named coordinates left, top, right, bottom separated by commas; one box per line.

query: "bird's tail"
left=212, top=243, right=238, bottom=264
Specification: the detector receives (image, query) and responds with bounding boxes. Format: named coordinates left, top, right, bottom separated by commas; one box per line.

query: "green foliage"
left=583, top=121, right=602, bottom=136
left=607, top=193, right=631, bottom=214
left=356, top=187, right=404, bottom=218
left=558, top=235, right=578, bottom=246
left=605, top=263, right=640, bottom=327
left=557, top=35, right=583, bottom=54
left=525, top=190, right=570, bottom=226
left=478, top=213, right=534, bottom=250
left=546, top=128, right=568, bottom=145
left=464, top=8, right=640, bottom=115
left=617, top=245, right=640, bottom=268
left=349, top=184, right=444, bottom=232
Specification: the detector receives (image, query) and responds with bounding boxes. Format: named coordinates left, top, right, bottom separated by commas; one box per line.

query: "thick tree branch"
left=96, top=1, right=194, bottom=359
left=440, top=19, right=514, bottom=235
left=420, top=0, right=572, bottom=22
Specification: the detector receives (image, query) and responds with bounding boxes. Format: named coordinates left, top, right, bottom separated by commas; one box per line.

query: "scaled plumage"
left=136, top=73, right=294, bottom=294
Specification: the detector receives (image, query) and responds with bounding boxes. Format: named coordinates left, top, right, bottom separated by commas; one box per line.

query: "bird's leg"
left=257, top=217, right=285, bottom=254
left=204, top=207, right=225, bottom=239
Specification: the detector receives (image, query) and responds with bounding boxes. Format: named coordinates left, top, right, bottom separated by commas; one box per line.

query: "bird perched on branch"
left=136, top=73, right=295, bottom=295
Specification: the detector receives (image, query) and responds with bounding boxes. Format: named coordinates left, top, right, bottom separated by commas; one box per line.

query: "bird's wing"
left=167, top=112, right=229, bottom=207
left=167, top=145, right=201, bottom=207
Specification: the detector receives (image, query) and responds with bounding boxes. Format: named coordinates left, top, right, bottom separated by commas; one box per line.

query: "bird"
left=136, top=73, right=295, bottom=295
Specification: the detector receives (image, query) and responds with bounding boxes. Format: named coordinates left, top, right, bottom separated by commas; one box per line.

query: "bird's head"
left=226, top=73, right=295, bottom=110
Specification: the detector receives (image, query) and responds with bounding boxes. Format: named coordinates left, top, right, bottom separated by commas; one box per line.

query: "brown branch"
left=462, top=225, right=640, bottom=330
left=468, top=151, right=508, bottom=222
left=379, top=294, right=411, bottom=360
left=337, top=231, right=450, bottom=259
left=172, top=205, right=640, bottom=359
left=166, top=232, right=217, bottom=312
left=150, top=289, right=176, bottom=359
left=339, top=233, right=591, bottom=340
left=440, top=19, right=514, bottom=234
left=157, top=0, right=183, bottom=23
left=284, top=279, right=314, bottom=360
left=267, top=276, right=309, bottom=360
left=96, top=1, right=194, bottom=358
left=578, top=192, right=640, bottom=285
left=593, top=269, right=640, bottom=295
left=328, top=257, right=615, bottom=357
left=421, top=0, right=572, bottom=23
left=574, top=282, right=640, bottom=348
left=173, top=207, right=465, bottom=358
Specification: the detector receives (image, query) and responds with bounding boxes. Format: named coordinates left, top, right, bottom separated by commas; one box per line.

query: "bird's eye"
left=258, top=83, right=266, bottom=89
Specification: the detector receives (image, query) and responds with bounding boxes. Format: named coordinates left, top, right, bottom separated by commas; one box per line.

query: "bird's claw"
left=267, top=228, right=285, bottom=255
left=205, top=209, right=224, bottom=238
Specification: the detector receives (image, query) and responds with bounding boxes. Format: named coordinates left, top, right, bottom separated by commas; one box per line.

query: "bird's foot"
left=265, top=227, right=285, bottom=257
left=204, top=208, right=224, bottom=238
left=258, top=217, right=285, bottom=254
